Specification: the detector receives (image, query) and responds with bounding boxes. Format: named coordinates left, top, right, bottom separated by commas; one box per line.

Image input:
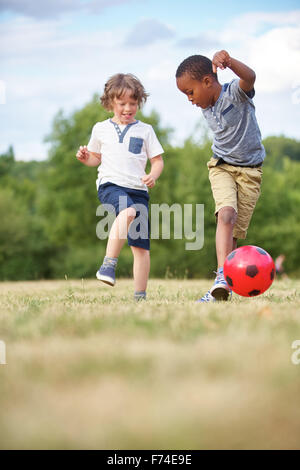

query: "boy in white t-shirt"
left=76, top=73, right=164, bottom=300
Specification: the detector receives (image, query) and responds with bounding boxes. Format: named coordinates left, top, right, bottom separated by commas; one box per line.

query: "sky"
left=0, top=0, right=300, bottom=160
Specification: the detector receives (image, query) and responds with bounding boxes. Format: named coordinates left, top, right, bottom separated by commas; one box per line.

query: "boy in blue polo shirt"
left=176, top=50, right=265, bottom=302
left=76, top=73, right=164, bottom=300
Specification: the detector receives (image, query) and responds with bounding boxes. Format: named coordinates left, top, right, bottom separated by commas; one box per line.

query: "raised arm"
left=76, top=145, right=101, bottom=167
left=212, top=50, right=256, bottom=93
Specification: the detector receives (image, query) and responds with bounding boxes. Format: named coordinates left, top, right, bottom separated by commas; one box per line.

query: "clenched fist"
left=212, top=50, right=232, bottom=73
left=76, top=145, right=90, bottom=162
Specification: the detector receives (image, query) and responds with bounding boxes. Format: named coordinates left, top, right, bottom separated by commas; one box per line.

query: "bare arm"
left=76, top=145, right=101, bottom=167
left=212, top=50, right=256, bottom=92
left=141, top=155, right=164, bottom=188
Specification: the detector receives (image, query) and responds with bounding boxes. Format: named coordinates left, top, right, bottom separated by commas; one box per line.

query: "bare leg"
left=130, top=246, right=150, bottom=293
left=106, top=207, right=136, bottom=258
left=216, top=206, right=237, bottom=268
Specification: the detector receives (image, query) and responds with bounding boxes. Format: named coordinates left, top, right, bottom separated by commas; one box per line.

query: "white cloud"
left=249, top=26, right=300, bottom=93
left=0, top=80, right=6, bottom=104
left=0, top=0, right=82, bottom=18
left=1, top=10, right=300, bottom=161
left=146, top=60, right=176, bottom=81
left=0, top=16, right=121, bottom=61
left=255, top=89, right=300, bottom=138
left=8, top=141, right=49, bottom=161
left=125, top=18, right=175, bottom=46
left=176, top=33, right=220, bottom=50
left=0, top=0, right=137, bottom=18
left=221, top=10, right=300, bottom=41
left=216, top=11, right=300, bottom=93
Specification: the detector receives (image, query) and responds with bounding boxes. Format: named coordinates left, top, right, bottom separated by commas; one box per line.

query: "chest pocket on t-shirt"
left=222, top=104, right=241, bottom=127
left=129, top=137, right=143, bottom=154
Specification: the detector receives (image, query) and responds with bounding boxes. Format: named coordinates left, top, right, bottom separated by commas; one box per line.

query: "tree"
left=0, top=146, right=14, bottom=177
left=263, top=135, right=300, bottom=169
left=1, top=97, right=300, bottom=279
left=38, top=95, right=174, bottom=278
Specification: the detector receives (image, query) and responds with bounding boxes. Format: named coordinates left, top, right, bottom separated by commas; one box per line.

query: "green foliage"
left=0, top=189, right=52, bottom=280
left=1, top=96, right=300, bottom=279
left=263, top=135, right=300, bottom=169
left=0, top=146, right=14, bottom=177
left=248, top=157, right=300, bottom=275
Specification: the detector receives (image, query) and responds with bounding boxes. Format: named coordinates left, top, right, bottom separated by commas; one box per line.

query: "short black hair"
left=176, top=55, right=218, bottom=81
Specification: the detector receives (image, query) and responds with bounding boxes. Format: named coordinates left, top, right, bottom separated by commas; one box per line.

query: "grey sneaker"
left=96, top=264, right=116, bottom=286
left=210, top=271, right=232, bottom=301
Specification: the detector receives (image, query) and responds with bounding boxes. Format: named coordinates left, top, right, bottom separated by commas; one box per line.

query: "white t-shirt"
left=87, top=119, right=164, bottom=191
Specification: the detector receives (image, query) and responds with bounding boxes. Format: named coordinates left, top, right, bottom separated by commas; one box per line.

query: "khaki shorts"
left=207, top=157, right=262, bottom=239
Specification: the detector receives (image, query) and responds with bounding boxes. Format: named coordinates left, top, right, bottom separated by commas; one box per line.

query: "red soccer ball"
left=223, top=245, right=275, bottom=297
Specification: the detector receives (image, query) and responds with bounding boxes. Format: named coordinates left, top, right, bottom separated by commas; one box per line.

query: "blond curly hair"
left=100, top=73, right=149, bottom=111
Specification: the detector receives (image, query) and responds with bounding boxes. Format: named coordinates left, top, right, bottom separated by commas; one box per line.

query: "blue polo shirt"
left=202, top=79, right=265, bottom=166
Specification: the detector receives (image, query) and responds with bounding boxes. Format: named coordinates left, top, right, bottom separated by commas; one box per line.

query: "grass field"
left=0, top=278, right=300, bottom=450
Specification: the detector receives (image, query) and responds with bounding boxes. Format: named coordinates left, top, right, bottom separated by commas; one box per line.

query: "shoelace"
left=201, top=291, right=214, bottom=301
left=213, top=271, right=226, bottom=283
left=102, top=261, right=116, bottom=269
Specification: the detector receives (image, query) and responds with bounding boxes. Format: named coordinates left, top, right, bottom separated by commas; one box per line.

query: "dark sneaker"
left=96, top=264, right=116, bottom=286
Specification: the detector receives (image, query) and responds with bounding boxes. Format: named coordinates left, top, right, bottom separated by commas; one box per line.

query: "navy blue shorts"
left=97, top=182, right=150, bottom=250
